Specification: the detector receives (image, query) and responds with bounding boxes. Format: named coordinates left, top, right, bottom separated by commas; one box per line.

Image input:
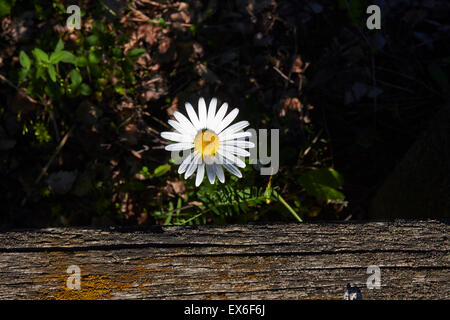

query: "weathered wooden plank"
left=0, top=221, right=448, bottom=300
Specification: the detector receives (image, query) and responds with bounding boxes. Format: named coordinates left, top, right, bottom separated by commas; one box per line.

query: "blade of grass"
left=273, top=189, right=303, bottom=223
left=164, top=201, right=174, bottom=225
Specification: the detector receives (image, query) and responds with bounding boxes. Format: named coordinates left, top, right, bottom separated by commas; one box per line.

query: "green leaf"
left=19, top=51, right=31, bottom=70
left=92, top=20, right=106, bottom=33
left=60, top=51, right=77, bottom=64
left=157, top=17, right=167, bottom=28
left=33, top=48, right=49, bottom=63
left=70, top=69, right=82, bottom=88
left=210, top=205, right=221, bottom=215
left=153, top=164, right=170, bottom=177
left=111, top=48, right=123, bottom=58
left=0, top=0, right=12, bottom=17
left=47, top=64, right=57, bottom=82
left=139, top=166, right=151, bottom=179
left=88, top=51, right=101, bottom=64
left=189, top=25, right=198, bottom=36
left=127, top=48, right=146, bottom=59
left=54, top=39, right=64, bottom=52
left=49, top=51, right=65, bottom=64
left=86, top=34, right=99, bottom=46
left=80, top=83, right=92, bottom=96
left=36, top=65, right=47, bottom=80
left=75, top=56, right=88, bottom=67
left=18, top=68, right=28, bottom=81
left=325, top=168, right=344, bottom=187
left=50, top=51, right=76, bottom=64
left=114, top=84, right=125, bottom=95
left=33, top=122, right=51, bottom=143
left=298, top=168, right=345, bottom=202
left=44, top=84, right=58, bottom=98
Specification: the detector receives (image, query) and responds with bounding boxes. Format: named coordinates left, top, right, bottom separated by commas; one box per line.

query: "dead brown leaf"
left=137, top=24, right=159, bottom=46
left=166, top=97, right=179, bottom=117
left=156, top=37, right=176, bottom=64
left=170, top=11, right=190, bottom=24
left=291, top=56, right=304, bottom=73
left=280, top=97, right=302, bottom=117
left=168, top=179, right=186, bottom=196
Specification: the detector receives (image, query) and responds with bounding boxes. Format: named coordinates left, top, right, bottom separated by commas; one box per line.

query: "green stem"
left=99, top=0, right=117, bottom=16
left=273, top=190, right=303, bottom=223
left=178, top=212, right=204, bottom=225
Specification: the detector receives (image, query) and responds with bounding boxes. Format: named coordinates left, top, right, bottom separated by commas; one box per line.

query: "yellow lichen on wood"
left=43, top=274, right=116, bottom=300
left=33, top=254, right=174, bottom=300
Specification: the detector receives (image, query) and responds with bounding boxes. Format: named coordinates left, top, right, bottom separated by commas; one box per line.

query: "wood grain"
left=0, top=220, right=448, bottom=299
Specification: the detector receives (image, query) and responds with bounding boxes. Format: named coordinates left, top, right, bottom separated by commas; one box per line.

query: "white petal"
left=215, top=164, right=225, bottom=183
left=173, top=111, right=198, bottom=134
left=198, top=97, right=207, bottom=129
left=221, top=131, right=252, bottom=141
left=195, top=163, right=205, bottom=186
left=222, top=145, right=250, bottom=157
left=222, top=140, right=255, bottom=149
left=203, top=154, right=215, bottom=165
left=168, top=119, right=196, bottom=136
left=185, top=153, right=201, bottom=179
left=165, top=143, right=194, bottom=151
left=215, top=108, right=239, bottom=134
left=210, top=102, right=228, bottom=132
left=206, top=98, right=217, bottom=129
left=217, top=148, right=246, bottom=168
left=214, top=153, right=225, bottom=165
left=161, top=131, right=193, bottom=143
left=178, top=152, right=196, bottom=174
left=223, top=163, right=242, bottom=178
left=218, top=121, right=249, bottom=139
left=185, top=102, right=202, bottom=131
left=206, top=164, right=216, bottom=184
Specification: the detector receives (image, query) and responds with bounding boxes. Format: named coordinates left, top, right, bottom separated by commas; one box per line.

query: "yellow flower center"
left=194, top=130, right=220, bottom=156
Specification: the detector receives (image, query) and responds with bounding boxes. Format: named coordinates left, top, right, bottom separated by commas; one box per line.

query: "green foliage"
left=128, top=48, right=146, bottom=59
left=138, top=166, right=151, bottom=179
left=18, top=43, right=78, bottom=98
left=156, top=17, right=167, bottom=28
left=17, top=21, right=146, bottom=102
left=12, top=5, right=148, bottom=156
left=3, top=0, right=350, bottom=226
left=153, top=164, right=171, bottom=177
left=32, top=122, right=51, bottom=143
left=0, top=0, right=13, bottom=17
left=19, top=51, right=31, bottom=70
left=197, top=183, right=268, bottom=217
left=152, top=165, right=306, bottom=225
left=298, top=168, right=345, bottom=202
left=189, top=25, right=199, bottom=36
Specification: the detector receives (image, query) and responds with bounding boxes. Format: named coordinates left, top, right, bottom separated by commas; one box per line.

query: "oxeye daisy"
left=161, top=97, right=255, bottom=186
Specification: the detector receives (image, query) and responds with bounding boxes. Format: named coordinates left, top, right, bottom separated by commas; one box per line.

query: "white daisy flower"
left=161, top=97, right=255, bottom=186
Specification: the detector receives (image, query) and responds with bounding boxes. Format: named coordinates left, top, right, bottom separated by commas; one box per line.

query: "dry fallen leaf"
left=168, top=179, right=186, bottom=196
left=138, top=24, right=159, bottom=46
left=291, top=56, right=304, bottom=73
left=170, top=11, right=190, bottom=24
left=280, top=97, right=302, bottom=117
left=156, top=37, right=176, bottom=64
left=166, top=97, right=179, bottom=117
